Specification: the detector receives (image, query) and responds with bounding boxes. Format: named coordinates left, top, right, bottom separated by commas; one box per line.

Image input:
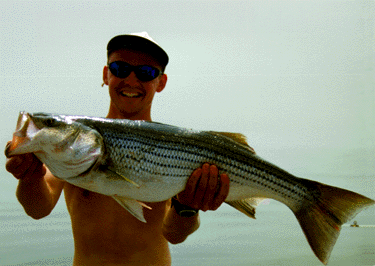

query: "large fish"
left=5, top=112, right=374, bottom=265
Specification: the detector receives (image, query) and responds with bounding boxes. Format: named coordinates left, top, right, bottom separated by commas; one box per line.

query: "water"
left=1, top=148, right=374, bottom=266
left=172, top=203, right=375, bottom=266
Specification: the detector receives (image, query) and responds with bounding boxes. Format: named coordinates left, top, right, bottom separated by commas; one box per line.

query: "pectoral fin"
left=112, top=195, right=151, bottom=223
left=106, top=168, right=140, bottom=188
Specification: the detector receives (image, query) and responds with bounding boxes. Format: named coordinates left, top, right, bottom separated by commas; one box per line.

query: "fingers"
left=201, top=164, right=218, bottom=211
left=211, top=172, right=230, bottom=210
left=6, top=153, right=45, bottom=180
left=194, top=163, right=209, bottom=210
left=178, top=168, right=202, bottom=206
left=178, top=163, right=230, bottom=212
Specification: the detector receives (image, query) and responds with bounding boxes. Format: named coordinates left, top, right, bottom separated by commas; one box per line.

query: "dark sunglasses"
left=108, top=61, right=162, bottom=82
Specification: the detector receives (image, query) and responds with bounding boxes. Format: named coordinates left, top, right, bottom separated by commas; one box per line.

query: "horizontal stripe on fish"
left=100, top=128, right=312, bottom=204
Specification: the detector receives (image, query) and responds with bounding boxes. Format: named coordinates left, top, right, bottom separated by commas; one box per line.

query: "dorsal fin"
left=208, top=131, right=256, bottom=154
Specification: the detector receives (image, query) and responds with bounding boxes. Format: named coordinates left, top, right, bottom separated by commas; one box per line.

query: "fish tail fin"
left=293, top=180, right=374, bottom=265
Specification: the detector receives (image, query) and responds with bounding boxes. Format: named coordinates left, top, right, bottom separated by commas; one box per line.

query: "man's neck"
left=106, top=108, right=152, bottom=121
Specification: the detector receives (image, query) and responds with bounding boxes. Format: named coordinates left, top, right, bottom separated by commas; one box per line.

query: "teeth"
left=120, top=92, right=141, bottom=98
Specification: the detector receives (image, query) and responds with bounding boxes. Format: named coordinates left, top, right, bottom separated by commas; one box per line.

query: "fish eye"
left=44, top=118, right=57, bottom=127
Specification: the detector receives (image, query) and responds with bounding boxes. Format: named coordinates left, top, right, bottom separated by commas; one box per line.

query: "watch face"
left=172, top=196, right=198, bottom=217
left=179, top=209, right=198, bottom=217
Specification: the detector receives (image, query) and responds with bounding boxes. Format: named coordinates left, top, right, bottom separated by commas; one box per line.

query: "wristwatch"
left=171, top=196, right=199, bottom=217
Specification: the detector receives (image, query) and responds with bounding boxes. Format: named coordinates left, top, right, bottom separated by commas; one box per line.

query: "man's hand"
left=6, top=153, right=46, bottom=182
left=177, top=163, right=230, bottom=211
left=5, top=142, right=64, bottom=219
left=163, top=163, right=230, bottom=244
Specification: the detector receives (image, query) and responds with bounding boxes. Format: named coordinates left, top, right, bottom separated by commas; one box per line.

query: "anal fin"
left=226, top=197, right=266, bottom=219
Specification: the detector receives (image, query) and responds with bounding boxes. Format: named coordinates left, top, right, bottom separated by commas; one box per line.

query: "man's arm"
left=162, top=163, right=230, bottom=244
left=6, top=153, right=65, bottom=219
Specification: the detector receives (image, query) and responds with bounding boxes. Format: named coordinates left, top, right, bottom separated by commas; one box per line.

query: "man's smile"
left=120, top=91, right=142, bottom=98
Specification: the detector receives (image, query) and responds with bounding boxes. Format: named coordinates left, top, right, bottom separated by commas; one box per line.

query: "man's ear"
left=102, top=65, right=109, bottom=86
left=156, top=74, right=167, bottom=93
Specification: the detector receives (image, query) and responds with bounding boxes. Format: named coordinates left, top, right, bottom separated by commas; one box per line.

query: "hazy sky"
left=0, top=3, right=374, bottom=264
left=1, top=1, right=374, bottom=156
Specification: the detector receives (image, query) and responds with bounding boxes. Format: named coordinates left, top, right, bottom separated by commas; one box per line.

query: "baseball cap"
left=107, top=32, right=169, bottom=68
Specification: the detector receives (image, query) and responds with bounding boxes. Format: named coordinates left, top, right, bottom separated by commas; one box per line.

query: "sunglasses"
left=108, top=61, right=162, bottom=82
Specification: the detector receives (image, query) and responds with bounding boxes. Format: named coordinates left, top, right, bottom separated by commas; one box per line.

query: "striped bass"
left=5, top=112, right=375, bottom=265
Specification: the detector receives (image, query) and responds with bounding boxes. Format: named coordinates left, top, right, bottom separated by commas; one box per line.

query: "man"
left=5, top=32, right=230, bottom=266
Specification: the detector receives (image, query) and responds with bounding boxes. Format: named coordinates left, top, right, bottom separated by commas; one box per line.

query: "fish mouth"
left=5, top=112, right=40, bottom=157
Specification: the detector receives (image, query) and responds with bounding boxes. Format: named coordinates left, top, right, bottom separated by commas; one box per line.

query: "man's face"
left=103, top=49, right=167, bottom=119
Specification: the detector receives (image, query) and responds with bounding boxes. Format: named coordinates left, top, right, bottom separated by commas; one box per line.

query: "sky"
left=0, top=1, right=374, bottom=264
left=0, top=1, right=374, bottom=176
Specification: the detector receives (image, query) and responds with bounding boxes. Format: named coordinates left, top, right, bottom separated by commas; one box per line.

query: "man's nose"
left=123, top=71, right=140, bottom=85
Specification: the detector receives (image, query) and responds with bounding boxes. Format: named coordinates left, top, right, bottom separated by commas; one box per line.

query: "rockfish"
left=5, top=112, right=374, bottom=265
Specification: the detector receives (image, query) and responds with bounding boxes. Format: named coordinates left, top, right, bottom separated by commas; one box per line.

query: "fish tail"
left=294, top=180, right=374, bottom=265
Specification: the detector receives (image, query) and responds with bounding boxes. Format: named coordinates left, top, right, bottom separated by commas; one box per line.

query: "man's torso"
left=63, top=183, right=171, bottom=266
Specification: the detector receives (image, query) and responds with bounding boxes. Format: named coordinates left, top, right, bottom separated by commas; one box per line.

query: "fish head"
left=5, top=112, right=104, bottom=179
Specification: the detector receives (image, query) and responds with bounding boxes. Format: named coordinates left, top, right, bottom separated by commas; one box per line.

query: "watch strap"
left=171, top=196, right=199, bottom=217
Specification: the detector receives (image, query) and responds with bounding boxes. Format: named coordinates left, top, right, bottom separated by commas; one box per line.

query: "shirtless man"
left=5, top=32, right=230, bottom=266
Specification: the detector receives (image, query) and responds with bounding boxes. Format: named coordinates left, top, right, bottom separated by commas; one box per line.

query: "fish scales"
left=83, top=117, right=313, bottom=205
left=6, top=112, right=375, bottom=265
